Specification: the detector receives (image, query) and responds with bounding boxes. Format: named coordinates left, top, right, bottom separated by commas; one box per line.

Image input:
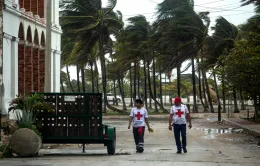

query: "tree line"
left=60, top=0, right=260, bottom=121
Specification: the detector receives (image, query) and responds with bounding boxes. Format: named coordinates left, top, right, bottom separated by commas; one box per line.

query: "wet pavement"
left=0, top=119, right=260, bottom=166
left=223, top=118, right=260, bottom=136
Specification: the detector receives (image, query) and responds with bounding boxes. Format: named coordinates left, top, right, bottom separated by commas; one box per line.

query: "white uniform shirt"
left=130, top=107, right=148, bottom=127
left=170, top=104, right=189, bottom=124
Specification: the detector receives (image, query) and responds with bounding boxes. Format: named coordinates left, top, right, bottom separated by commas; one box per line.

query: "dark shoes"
left=136, top=147, right=144, bottom=153
left=176, top=148, right=187, bottom=154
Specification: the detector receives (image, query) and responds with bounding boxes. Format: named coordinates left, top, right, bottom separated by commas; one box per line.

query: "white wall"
left=1, top=1, right=62, bottom=116
left=2, top=4, right=20, bottom=115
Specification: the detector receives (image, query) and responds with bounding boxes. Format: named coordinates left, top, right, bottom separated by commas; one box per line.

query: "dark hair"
left=135, top=99, right=143, bottom=104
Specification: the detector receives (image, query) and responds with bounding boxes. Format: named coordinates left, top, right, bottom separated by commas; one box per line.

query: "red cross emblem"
left=176, top=109, right=184, bottom=117
left=135, top=112, right=143, bottom=120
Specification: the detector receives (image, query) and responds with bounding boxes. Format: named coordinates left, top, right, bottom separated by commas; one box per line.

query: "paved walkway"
left=1, top=119, right=260, bottom=166
left=223, top=118, right=260, bottom=137
left=103, top=113, right=260, bottom=138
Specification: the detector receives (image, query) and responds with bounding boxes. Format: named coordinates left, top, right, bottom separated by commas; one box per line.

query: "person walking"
left=128, top=99, right=152, bottom=153
left=168, top=96, right=192, bottom=154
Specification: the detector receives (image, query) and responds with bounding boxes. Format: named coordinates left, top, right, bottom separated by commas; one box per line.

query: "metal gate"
left=35, top=93, right=103, bottom=143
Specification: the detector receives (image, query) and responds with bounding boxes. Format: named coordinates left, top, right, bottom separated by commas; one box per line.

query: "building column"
left=50, top=49, right=54, bottom=92
left=2, top=33, right=13, bottom=114
left=52, top=50, right=61, bottom=92
left=39, top=46, right=45, bottom=92
left=24, top=42, right=33, bottom=94
left=32, top=45, right=40, bottom=92
left=11, top=37, right=19, bottom=98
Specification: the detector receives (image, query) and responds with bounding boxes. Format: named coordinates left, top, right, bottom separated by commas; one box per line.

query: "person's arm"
left=186, top=113, right=192, bottom=128
left=185, top=105, right=192, bottom=129
left=144, top=109, right=151, bottom=130
left=169, top=107, right=174, bottom=130
left=128, top=117, right=133, bottom=129
left=145, top=118, right=151, bottom=129
left=128, top=109, right=134, bottom=129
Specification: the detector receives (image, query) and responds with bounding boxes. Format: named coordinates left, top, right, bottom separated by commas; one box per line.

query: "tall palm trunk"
left=98, top=5, right=108, bottom=112
left=203, top=70, right=214, bottom=113
left=66, top=65, right=74, bottom=92
left=90, top=64, right=95, bottom=92
left=213, top=72, right=221, bottom=121
left=76, top=65, right=81, bottom=92
left=239, top=89, right=245, bottom=110
left=111, top=58, right=118, bottom=105
left=152, top=58, right=158, bottom=112
left=129, top=68, right=133, bottom=106
left=60, top=77, right=65, bottom=92
left=118, top=76, right=127, bottom=110
left=143, top=59, right=148, bottom=110
left=253, top=94, right=259, bottom=121
left=137, top=66, right=140, bottom=98
left=133, top=62, right=137, bottom=101
left=147, top=59, right=168, bottom=113
left=198, top=60, right=206, bottom=111
left=191, top=56, right=198, bottom=113
left=233, top=87, right=239, bottom=113
left=81, top=66, right=86, bottom=92
left=202, top=69, right=209, bottom=110
left=159, top=69, right=163, bottom=106
left=147, top=61, right=153, bottom=109
left=113, top=79, right=118, bottom=106
left=94, top=61, right=99, bottom=93
left=177, top=64, right=181, bottom=97
left=222, top=68, right=226, bottom=113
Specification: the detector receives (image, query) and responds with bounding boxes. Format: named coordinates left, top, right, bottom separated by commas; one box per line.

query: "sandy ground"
left=0, top=119, right=259, bottom=166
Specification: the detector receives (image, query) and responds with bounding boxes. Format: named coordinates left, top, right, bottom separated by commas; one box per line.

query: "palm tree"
left=60, top=0, right=123, bottom=112
left=60, top=36, right=76, bottom=92
left=202, top=17, right=238, bottom=117
left=223, top=1, right=260, bottom=120
left=154, top=0, right=207, bottom=112
left=60, top=71, right=67, bottom=92
left=123, top=15, right=151, bottom=102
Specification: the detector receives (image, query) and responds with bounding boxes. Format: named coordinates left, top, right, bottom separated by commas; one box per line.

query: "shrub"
left=0, top=144, right=12, bottom=158
left=8, top=93, right=54, bottom=135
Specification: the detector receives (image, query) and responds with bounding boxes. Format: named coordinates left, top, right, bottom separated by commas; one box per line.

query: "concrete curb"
left=223, top=119, right=260, bottom=137
left=103, top=115, right=169, bottom=121
left=102, top=113, right=247, bottom=120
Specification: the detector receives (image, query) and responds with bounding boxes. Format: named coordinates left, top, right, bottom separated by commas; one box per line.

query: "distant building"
left=1, top=0, right=61, bottom=115
left=181, top=74, right=199, bottom=84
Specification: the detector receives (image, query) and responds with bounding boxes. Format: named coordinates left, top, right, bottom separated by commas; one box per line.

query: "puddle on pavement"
left=198, top=128, right=243, bottom=139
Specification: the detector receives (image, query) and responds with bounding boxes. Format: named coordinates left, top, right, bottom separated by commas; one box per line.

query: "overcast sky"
left=104, top=0, right=255, bottom=28
left=66, top=0, right=256, bottom=80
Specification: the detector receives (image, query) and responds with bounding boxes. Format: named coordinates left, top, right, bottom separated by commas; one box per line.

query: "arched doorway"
left=18, top=22, right=25, bottom=94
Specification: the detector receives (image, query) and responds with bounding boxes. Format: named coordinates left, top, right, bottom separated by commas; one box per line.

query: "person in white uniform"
left=128, top=99, right=152, bottom=153
left=169, top=97, right=192, bottom=154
